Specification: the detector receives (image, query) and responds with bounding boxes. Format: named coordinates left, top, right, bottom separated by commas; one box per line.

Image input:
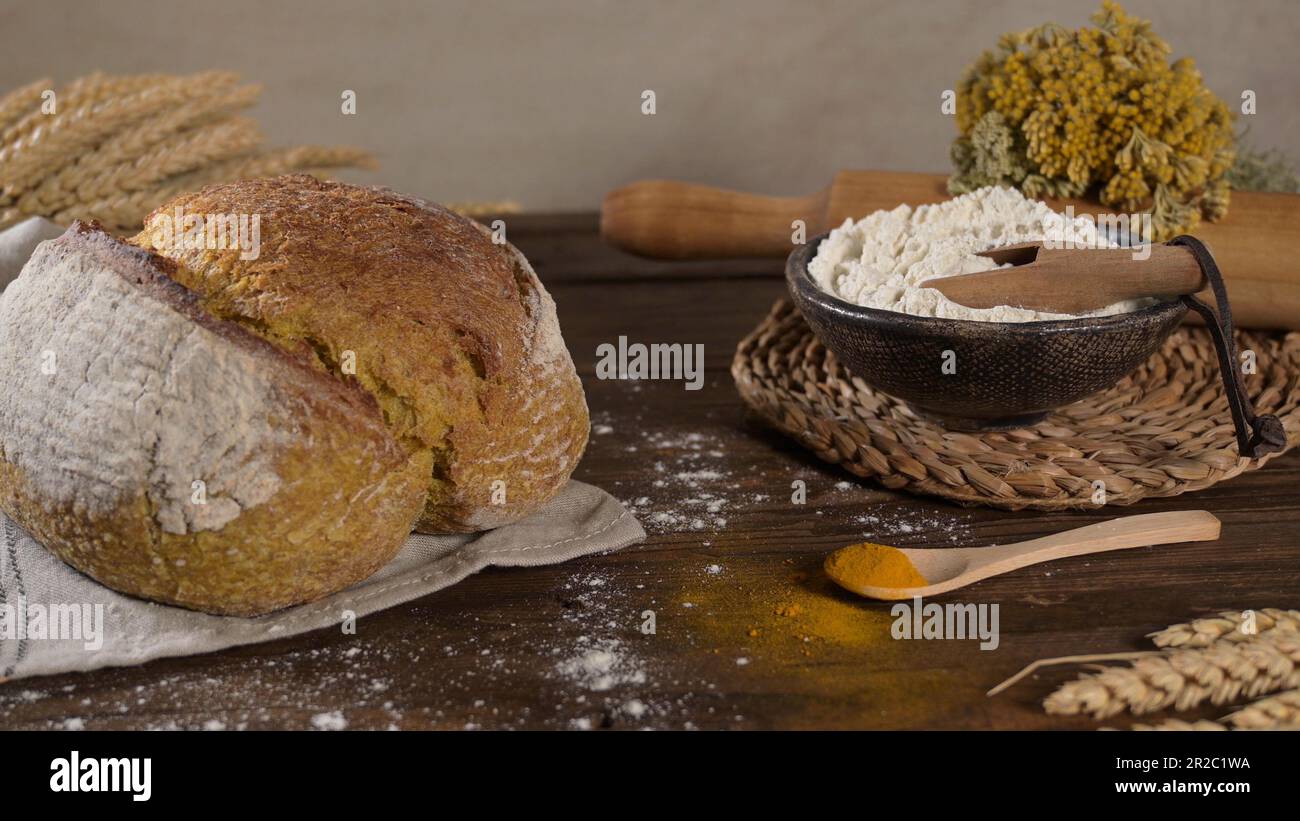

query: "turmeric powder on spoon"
left=824, top=543, right=928, bottom=590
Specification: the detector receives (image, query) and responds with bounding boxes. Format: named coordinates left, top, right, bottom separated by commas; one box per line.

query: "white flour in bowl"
left=808, top=185, right=1148, bottom=322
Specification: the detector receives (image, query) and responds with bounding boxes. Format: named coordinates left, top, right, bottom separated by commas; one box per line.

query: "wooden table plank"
left=2, top=214, right=1298, bottom=730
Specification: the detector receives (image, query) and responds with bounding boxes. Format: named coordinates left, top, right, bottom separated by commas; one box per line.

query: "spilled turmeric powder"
left=824, top=543, right=928, bottom=591
left=669, top=559, right=952, bottom=724
left=675, top=562, right=895, bottom=658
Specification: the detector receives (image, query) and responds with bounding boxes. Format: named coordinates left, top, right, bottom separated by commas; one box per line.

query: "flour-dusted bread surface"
left=131, top=175, right=589, bottom=532
left=0, top=224, right=430, bottom=616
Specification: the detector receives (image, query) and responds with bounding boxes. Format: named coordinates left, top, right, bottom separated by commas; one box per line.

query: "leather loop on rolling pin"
left=1170, top=235, right=1286, bottom=459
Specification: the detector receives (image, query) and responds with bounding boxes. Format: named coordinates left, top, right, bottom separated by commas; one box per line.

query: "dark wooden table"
left=3, top=214, right=1298, bottom=731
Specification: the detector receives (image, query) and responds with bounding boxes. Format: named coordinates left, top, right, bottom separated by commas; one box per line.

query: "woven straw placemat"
left=732, top=300, right=1300, bottom=510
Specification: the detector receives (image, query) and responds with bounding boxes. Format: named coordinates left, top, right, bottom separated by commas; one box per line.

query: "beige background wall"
left=1, top=0, right=1295, bottom=210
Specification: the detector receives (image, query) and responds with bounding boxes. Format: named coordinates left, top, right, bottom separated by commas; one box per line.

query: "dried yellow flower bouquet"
left=950, top=0, right=1237, bottom=240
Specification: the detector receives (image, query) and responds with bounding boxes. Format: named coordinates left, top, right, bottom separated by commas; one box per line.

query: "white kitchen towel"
left=0, top=481, right=643, bottom=681
left=0, top=217, right=645, bottom=682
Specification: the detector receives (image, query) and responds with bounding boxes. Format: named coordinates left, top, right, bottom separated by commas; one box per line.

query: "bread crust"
left=0, top=224, right=430, bottom=615
left=132, top=175, right=588, bottom=532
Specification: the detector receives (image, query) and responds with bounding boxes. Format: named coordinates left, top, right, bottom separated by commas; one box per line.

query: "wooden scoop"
left=825, top=510, right=1221, bottom=601
left=919, top=241, right=1205, bottom=314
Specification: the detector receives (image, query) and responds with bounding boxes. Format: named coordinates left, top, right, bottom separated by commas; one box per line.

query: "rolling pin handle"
left=600, top=179, right=820, bottom=259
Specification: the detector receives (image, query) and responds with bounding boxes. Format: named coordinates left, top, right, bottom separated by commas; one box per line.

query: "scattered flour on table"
left=619, top=430, right=732, bottom=533
left=855, top=507, right=973, bottom=545
left=555, top=637, right=646, bottom=692
left=0, top=566, right=733, bottom=732
left=544, top=569, right=726, bottom=729
left=809, top=185, right=1148, bottom=322
left=310, top=711, right=348, bottom=731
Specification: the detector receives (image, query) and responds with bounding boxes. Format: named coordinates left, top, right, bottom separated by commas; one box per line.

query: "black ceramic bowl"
left=787, top=233, right=1188, bottom=429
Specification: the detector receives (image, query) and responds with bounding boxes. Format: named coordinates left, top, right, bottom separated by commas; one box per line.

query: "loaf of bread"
left=0, top=176, right=588, bottom=615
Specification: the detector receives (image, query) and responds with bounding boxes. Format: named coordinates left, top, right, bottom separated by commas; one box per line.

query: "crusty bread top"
left=136, top=176, right=528, bottom=431
left=131, top=175, right=588, bottom=530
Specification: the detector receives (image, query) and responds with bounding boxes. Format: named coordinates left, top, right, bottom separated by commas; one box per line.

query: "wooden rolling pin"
left=600, top=170, right=1300, bottom=330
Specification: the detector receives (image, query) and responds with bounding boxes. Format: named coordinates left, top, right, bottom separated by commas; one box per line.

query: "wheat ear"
left=75, top=80, right=258, bottom=172
left=0, top=72, right=375, bottom=232
left=1149, top=609, right=1300, bottom=648
left=0, top=78, right=52, bottom=135
left=1133, top=719, right=1225, bottom=731
left=0, top=72, right=237, bottom=200
left=1, top=72, right=117, bottom=153
left=444, top=200, right=522, bottom=217
left=18, top=118, right=262, bottom=215
left=47, top=146, right=373, bottom=233
left=1222, top=687, right=1300, bottom=729
left=30, top=80, right=259, bottom=208
left=220, top=146, right=378, bottom=176
left=1045, top=632, right=1300, bottom=719
left=85, top=118, right=263, bottom=199
left=1130, top=688, right=1300, bottom=730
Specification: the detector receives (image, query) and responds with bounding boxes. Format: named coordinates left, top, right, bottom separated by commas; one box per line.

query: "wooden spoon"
left=919, top=241, right=1205, bottom=314
left=826, top=510, right=1221, bottom=601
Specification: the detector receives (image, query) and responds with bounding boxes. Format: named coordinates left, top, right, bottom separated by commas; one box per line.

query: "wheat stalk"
left=0, top=72, right=171, bottom=147
left=1222, top=687, right=1300, bottom=729
left=0, top=73, right=229, bottom=201
left=0, top=72, right=374, bottom=233
left=80, top=81, right=259, bottom=170
left=0, top=77, right=52, bottom=135
left=1130, top=688, right=1300, bottom=730
left=0, top=73, right=245, bottom=202
left=1133, top=719, right=1225, bottom=731
left=19, top=118, right=262, bottom=215
left=1149, top=608, right=1300, bottom=648
left=444, top=199, right=521, bottom=217
left=1044, top=632, right=1300, bottom=719
left=28, top=80, right=259, bottom=209
left=46, top=147, right=374, bottom=233
left=217, top=145, right=377, bottom=177
left=85, top=118, right=263, bottom=199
